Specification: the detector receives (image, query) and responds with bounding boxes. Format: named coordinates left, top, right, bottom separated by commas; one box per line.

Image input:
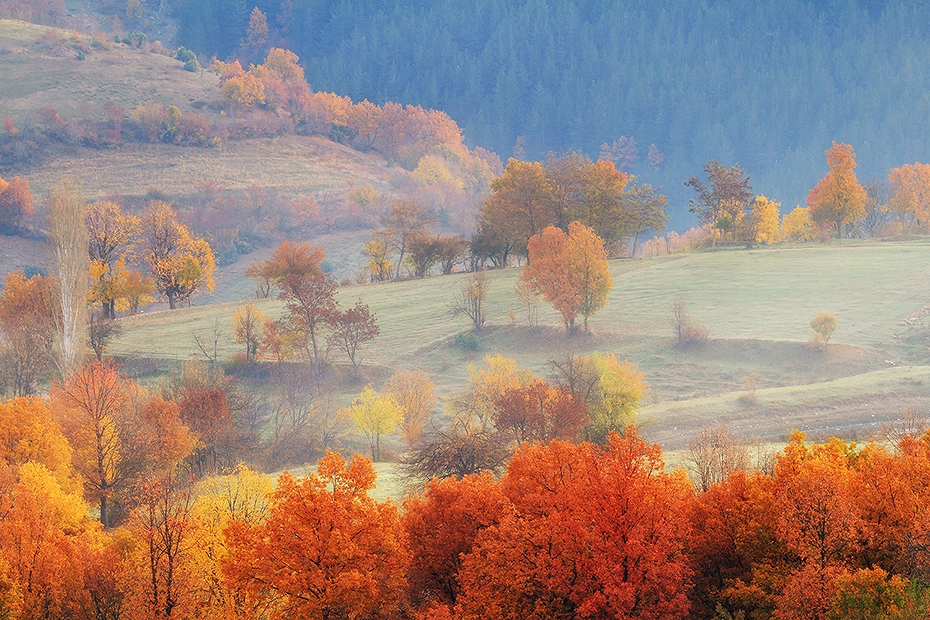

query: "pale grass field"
left=112, top=238, right=930, bottom=450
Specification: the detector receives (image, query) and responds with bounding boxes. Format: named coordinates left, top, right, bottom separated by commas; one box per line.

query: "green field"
left=112, top=238, right=930, bottom=451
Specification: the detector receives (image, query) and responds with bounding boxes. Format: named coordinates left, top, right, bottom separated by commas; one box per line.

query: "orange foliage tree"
left=245, top=240, right=325, bottom=298
left=455, top=430, right=694, bottom=619
left=85, top=200, right=141, bottom=318
left=223, top=452, right=409, bottom=619
left=0, top=176, right=35, bottom=232
left=492, top=378, right=587, bottom=444
left=51, top=359, right=131, bottom=527
left=521, top=222, right=613, bottom=333
left=888, top=162, right=930, bottom=233
left=807, top=142, right=868, bottom=237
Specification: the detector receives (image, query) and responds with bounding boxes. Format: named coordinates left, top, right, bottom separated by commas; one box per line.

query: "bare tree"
left=48, top=179, right=89, bottom=377
left=452, top=271, right=489, bottom=332
left=878, top=408, right=930, bottom=452
left=685, top=425, right=749, bottom=493
left=194, top=318, right=223, bottom=367
left=88, top=316, right=123, bottom=361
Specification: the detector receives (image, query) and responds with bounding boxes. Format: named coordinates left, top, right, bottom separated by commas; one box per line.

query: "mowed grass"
left=112, top=239, right=930, bottom=448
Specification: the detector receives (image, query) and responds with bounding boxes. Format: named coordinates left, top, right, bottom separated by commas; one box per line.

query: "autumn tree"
left=782, top=205, right=814, bottom=242
left=686, top=160, right=753, bottom=249
left=140, top=200, right=216, bottom=309
left=223, top=452, right=409, bottom=619
left=492, top=379, right=587, bottom=444
left=622, top=180, right=669, bottom=256
left=245, top=240, right=325, bottom=298
left=344, top=386, right=403, bottom=461
left=436, top=234, right=468, bottom=275
left=750, top=195, right=781, bottom=245
left=0, top=176, right=35, bottom=233
left=188, top=464, right=274, bottom=618
left=380, top=200, right=435, bottom=280
left=125, top=469, right=197, bottom=619
left=551, top=353, right=650, bottom=443
left=86, top=200, right=141, bottom=318
left=772, top=434, right=861, bottom=619
left=807, top=142, right=868, bottom=238
left=329, top=299, right=379, bottom=377
left=479, top=158, right=555, bottom=257
left=521, top=222, right=612, bottom=333
left=363, top=234, right=394, bottom=282
left=48, top=178, right=89, bottom=377
left=403, top=473, right=506, bottom=610
left=810, top=312, right=837, bottom=350
left=51, top=359, right=131, bottom=527
left=888, top=162, right=930, bottom=234
left=451, top=271, right=488, bottom=332
left=278, top=273, right=337, bottom=373
left=455, top=431, right=694, bottom=619
left=384, top=369, right=436, bottom=449
left=0, top=271, right=57, bottom=395
left=233, top=301, right=265, bottom=363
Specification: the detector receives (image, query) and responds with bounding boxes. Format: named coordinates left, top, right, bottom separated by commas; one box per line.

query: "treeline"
left=2, top=371, right=930, bottom=619
left=164, top=0, right=930, bottom=217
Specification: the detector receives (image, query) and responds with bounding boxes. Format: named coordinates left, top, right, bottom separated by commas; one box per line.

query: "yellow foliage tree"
left=189, top=464, right=274, bottom=618
left=363, top=236, right=394, bottom=282
left=233, top=301, right=266, bottom=363
left=140, top=201, right=216, bottom=309
left=583, top=353, right=649, bottom=443
left=781, top=206, right=814, bottom=242
left=810, top=312, right=837, bottom=351
left=751, top=195, right=781, bottom=244
left=344, top=386, right=404, bottom=461
left=220, top=73, right=266, bottom=108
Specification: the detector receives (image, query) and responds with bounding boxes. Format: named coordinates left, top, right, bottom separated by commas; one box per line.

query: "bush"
left=217, top=245, right=239, bottom=266
left=453, top=331, right=480, bottom=351
left=175, top=47, right=196, bottom=63
left=183, top=58, right=198, bottom=72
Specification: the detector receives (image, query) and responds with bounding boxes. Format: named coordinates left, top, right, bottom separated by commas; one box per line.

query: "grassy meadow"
left=112, top=238, right=930, bottom=452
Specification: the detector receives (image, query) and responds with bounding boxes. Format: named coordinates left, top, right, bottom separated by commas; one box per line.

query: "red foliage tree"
left=329, top=299, right=379, bottom=377
left=456, top=430, right=694, bottom=619
left=278, top=273, right=338, bottom=374
left=492, top=378, right=587, bottom=444
left=223, top=452, right=409, bottom=619
left=403, top=472, right=506, bottom=610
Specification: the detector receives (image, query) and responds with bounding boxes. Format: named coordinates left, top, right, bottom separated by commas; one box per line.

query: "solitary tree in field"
left=521, top=222, right=612, bottom=333
left=452, top=271, right=489, bottom=332
left=810, top=312, right=837, bottom=351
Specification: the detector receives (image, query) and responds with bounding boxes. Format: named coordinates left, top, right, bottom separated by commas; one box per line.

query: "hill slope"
left=111, top=239, right=930, bottom=449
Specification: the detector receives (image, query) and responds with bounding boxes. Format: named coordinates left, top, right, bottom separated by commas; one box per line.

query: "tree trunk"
left=167, top=293, right=177, bottom=309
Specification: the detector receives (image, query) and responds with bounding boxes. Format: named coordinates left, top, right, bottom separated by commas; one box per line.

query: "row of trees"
left=683, top=142, right=930, bottom=250
left=475, top=152, right=667, bottom=263
left=6, top=383, right=930, bottom=620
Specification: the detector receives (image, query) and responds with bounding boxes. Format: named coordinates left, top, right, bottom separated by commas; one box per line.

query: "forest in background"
left=164, top=0, right=930, bottom=225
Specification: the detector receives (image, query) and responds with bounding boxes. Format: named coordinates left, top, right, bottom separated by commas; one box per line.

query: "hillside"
left=168, top=0, right=930, bottom=224
left=110, top=239, right=930, bottom=450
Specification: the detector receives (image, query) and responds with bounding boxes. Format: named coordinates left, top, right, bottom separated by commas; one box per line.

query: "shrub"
left=183, top=58, right=198, bottom=72
left=175, top=47, right=196, bottom=63
left=453, top=331, right=480, bottom=351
